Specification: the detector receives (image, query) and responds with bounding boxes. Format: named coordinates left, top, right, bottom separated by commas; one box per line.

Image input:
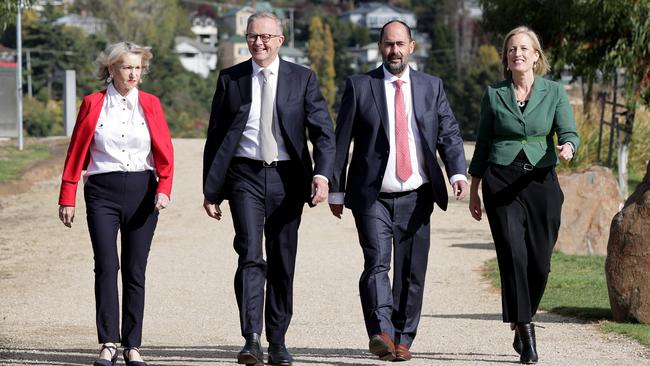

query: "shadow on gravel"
left=1, top=345, right=522, bottom=365
left=450, top=242, right=495, bottom=250
left=421, top=311, right=588, bottom=324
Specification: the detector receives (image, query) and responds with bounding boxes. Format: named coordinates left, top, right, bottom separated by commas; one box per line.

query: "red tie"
left=394, top=80, right=412, bottom=181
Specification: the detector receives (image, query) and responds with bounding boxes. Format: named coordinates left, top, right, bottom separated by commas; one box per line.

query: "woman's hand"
left=468, top=177, right=482, bottom=221
left=556, top=142, right=574, bottom=161
left=154, top=193, right=170, bottom=211
left=59, top=205, right=75, bottom=227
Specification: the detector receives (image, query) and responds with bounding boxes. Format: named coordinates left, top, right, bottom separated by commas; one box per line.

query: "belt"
left=378, top=184, right=428, bottom=199
left=510, top=160, right=535, bottom=171
left=231, top=157, right=290, bottom=168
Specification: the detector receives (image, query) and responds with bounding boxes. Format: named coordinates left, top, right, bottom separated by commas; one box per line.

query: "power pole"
left=16, top=0, right=23, bottom=151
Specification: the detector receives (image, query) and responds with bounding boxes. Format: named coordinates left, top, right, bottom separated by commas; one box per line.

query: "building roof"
left=279, top=46, right=304, bottom=58
left=53, top=13, right=105, bottom=26
left=175, top=36, right=217, bottom=53
left=343, top=2, right=413, bottom=16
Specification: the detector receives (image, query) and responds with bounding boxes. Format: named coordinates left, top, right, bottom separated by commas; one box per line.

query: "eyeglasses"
left=245, top=33, right=281, bottom=43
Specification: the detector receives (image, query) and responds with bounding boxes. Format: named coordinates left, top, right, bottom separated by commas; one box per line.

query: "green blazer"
left=468, top=76, right=580, bottom=177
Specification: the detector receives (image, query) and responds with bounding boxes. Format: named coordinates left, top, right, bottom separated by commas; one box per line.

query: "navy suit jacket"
left=203, top=58, right=335, bottom=204
left=331, top=66, right=467, bottom=212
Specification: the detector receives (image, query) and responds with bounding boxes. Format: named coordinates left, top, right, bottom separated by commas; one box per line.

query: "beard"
left=383, top=56, right=407, bottom=75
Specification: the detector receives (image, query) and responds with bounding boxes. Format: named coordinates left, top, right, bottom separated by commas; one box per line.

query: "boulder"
left=556, top=166, right=623, bottom=255
left=606, top=160, right=650, bottom=323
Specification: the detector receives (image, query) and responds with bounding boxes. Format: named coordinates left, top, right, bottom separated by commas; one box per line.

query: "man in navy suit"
left=203, top=12, right=335, bottom=366
left=329, top=20, right=468, bottom=362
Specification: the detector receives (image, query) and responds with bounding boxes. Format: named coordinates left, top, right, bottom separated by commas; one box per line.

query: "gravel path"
left=1, top=138, right=648, bottom=365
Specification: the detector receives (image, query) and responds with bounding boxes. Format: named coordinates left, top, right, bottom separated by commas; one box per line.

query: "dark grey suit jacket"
left=203, top=58, right=335, bottom=204
left=331, top=66, right=466, bottom=212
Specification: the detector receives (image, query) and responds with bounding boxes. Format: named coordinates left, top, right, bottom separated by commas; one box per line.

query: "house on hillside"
left=219, top=35, right=250, bottom=69
left=53, top=13, right=106, bottom=34
left=174, top=36, right=217, bottom=78
left=191, top=10, right=219, bottom=48
left=342, top=2, right=416, bottom=33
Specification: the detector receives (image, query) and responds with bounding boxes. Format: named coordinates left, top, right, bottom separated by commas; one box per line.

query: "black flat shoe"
left=516, top=323, right=538, bottom=364
left=237, top=333, right=263, bottom=365
left=123, top=347, right=148, bottom=366
left=268, top=343, right=293, bottom=366
left=93, top=344, right=117, bottom=366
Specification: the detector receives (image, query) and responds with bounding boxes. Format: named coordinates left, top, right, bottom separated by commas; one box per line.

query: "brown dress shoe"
left=369, top=333, right=396, bottom=361
left=394, top=344, right=412, bottom=361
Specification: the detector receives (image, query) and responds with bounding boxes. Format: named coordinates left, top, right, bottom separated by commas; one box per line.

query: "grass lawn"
left=0, top=142, right=50, bottom=181
left=485, top=252, right=650, bottom=347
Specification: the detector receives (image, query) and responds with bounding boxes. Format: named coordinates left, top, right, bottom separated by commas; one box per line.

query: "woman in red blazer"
left=58, top=41, right=173, bottom=366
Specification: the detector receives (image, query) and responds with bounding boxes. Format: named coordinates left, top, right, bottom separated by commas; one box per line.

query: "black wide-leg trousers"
left=352, top=185, right=434, bottom=348
left=481, top=163, right=563, bottom=323
left=226, top=158, right=304, bottom=345
left=84, top=171, right=158, bottom=347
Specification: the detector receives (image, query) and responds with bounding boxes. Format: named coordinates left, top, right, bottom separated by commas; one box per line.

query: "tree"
left=307, top=16, right=336, bottom=112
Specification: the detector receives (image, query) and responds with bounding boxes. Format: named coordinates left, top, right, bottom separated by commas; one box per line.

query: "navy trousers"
left=351, top=185, right=434, bottom=348
left=84, top=170, right=158, bottom=347
left=482, top=163, right=563, bottom=323
left=225, top=158, right=304, bottom=345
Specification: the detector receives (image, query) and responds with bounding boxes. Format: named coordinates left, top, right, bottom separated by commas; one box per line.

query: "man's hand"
left=329, top=204, right=343, bottom=219
left=452, top=180, right=468, bottom=200
left=311, top=176, right=328, bottom=206
left=154, top=193, right=170, bottom=211
left=59, top=205, right=75, bottom=228
left=203, top=198, right=222, bottom=220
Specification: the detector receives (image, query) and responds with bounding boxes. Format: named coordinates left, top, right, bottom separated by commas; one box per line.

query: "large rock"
left=556, top=166, right=623, bottom=255
left=606, top=160, right=650, bottom=323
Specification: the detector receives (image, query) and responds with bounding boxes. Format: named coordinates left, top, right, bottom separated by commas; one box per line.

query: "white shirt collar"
left=252, top=56, right=280, bottom=77
left=107, top=82, right=139, bottom=109
left=383, top=65, right=411, bottom=85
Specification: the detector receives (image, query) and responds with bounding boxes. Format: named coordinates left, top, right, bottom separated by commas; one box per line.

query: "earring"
left=107, top=75, right=113, bottom=83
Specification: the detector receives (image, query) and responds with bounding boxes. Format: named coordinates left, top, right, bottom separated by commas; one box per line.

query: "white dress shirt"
left=85, top=83, right=154, bottom=177
left=234, top=57, right=291, bottom=161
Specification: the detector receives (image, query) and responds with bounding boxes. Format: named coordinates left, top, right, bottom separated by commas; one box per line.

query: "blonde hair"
left=501, top=26, right=550, bottom=79
left=96, top=41, right=153, bottom=83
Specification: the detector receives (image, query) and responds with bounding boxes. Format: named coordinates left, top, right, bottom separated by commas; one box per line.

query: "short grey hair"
left=246, top=12, right=283, bottom=35
left=96, top=41, right=153, bottom=83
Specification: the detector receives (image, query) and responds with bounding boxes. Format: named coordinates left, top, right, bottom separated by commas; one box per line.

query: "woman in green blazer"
left=468, top=26, right=579, bottom=364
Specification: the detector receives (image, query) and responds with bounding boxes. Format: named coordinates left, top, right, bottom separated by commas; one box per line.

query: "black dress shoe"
left=516, top=323, right=538, bottom=364
left=93, top=344, right=117, bottom=366
left=513, top=328, right=522, bottom=355
left=268, top=343, right=293, bottom=366
left=237, top=333, right=263, bottom=365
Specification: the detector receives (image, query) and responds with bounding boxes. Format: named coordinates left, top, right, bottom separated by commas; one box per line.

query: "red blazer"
left=58, top=89, right=174, bottom=206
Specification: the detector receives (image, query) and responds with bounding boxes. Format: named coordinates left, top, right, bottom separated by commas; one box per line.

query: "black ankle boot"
left=516, top=323, right=538, bottom=364
left=513, top=328, right=522, bottom=355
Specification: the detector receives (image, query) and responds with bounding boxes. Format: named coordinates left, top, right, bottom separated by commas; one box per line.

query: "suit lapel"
left=276, top=59, right=292, bottom=110
left=410, top=69, right=433, bottom=150
left=523, top=75, right=548, bottom=117
left=496, top=81, right=525, bottom=123
left=237, top=59, right=253, bottom=105
left=368, top=67, right=389, bottom=136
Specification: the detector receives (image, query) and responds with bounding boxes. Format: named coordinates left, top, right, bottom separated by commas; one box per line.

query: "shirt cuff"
left=566, top=141, right=575, bottom=153
left=328, top=192, right=344, bottom=204
left=449, top=174, right=468, bottom=185
left=314, top=174, right=329, bottom=184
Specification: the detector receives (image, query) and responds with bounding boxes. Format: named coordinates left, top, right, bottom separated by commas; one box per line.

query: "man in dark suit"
left=203, top=12, right=335, bottom=366
left=329, top=20, right=468, bottom=362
